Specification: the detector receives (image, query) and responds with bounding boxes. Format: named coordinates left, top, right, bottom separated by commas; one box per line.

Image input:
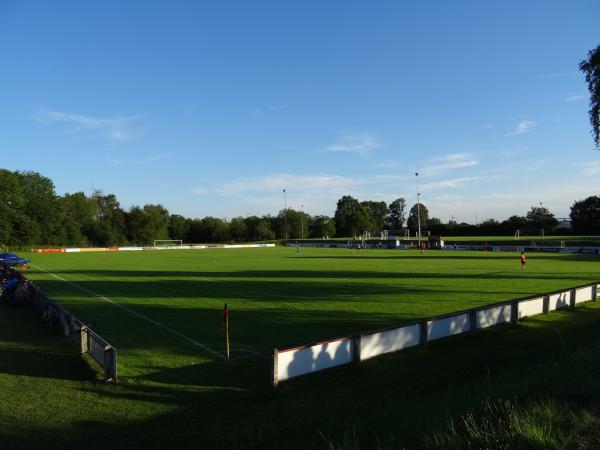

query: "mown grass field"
left=2, top=247, right=600, bottom=449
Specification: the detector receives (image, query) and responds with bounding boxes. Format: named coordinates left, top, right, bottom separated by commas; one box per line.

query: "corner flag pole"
left=224, top=303, right=230, bottom=360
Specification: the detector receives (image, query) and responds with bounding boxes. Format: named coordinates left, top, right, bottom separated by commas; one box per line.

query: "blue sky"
left=1, top=0, right=599, bottom=222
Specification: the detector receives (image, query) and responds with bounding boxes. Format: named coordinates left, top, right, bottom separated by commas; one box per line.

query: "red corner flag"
left=223, top=303, right=230, bottom=359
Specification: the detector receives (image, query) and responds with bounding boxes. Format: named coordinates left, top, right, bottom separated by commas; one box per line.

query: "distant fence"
left=272, top=281, right=599, bottom=386
left=29, top=282, right=117, bottom=381
left=31, top=243, right=276, bottom=253
left=288, top=241, right=600, bottom=254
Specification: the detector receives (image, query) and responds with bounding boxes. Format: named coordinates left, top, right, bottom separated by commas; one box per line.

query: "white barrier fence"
left=33, top=243, right=276, bottom=253
left=30, top=282, right=117, bottom=381
left=272, top=282, right=599, bottom=386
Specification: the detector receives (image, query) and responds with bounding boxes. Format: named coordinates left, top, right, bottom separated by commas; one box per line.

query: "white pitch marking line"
left=31, top=264, right=227, bottom=361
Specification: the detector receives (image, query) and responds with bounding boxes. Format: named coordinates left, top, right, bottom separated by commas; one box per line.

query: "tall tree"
left=60, top=192, right=97, bottom=245
left=570, top=195, right=600, bottom=234
left=406, top=203, right=429, bottom=234
left=0, top=169, right=24, bottom=246
left=143, top=204, right=170, bottom=241
left=19, top=171, right=64, bottom=244
left=309, top=215, right=336, bottom=238
left=386, top=198, right=406, bottom=230
left=501, top=215, right=529, bottom=232
left=334, top=196, right=370, bottom=237
left=168, top=214, right=190, bottom=241
left=90, top=190, right=127, bottom=245
left=229, top=217, right=248, bottom=242
left=199, top=217, right=230, bottom=242
left=580, top=45, right=600, bottom=148
left=275, top=208, right=308, bottom=240
left=526, top=206, right=558, bottom=231
left=360, top=200, right=388, bottom=232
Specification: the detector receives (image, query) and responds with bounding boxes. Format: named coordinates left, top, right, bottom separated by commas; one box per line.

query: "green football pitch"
left=22, top=247, right=600, bottom=380
left=3, top=247, right=600, bottom=449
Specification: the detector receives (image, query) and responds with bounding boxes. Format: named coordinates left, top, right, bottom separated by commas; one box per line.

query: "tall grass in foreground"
left=321, top=344, right=600, bottom=450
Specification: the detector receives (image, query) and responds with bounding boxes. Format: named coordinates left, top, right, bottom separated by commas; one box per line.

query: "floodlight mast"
left=416, top=172, right=421, bottom=248
left=283, top=189, right=288, bottom=241
left=300, top=204, right=304, bottom=240
left=540, top=201, right=545, bottom=240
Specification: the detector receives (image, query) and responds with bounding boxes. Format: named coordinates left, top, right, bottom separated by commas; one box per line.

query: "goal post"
left=153, top=239, right=183, bottom=247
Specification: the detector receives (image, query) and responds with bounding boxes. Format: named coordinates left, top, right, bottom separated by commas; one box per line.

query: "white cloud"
left=421, top=153, right=478, bottom=176
left=502, top=120, right=535, bottom=136
left=477, top=124, right=493, bottom=130
left=84, top=153, right=168, bottom=166
left=191, top=187, right=209, bottom=195
left=433, top=193, right=465, bottom=201
left=565, top=95, right=584, bottom=102
left=216, top=173, right=366, bottom=197
left=419, top=176, right=483, bottom=191
left=33, top=109, right=140, bottom=140
left=374, top=160, right=401, bottom=169
left=135, top=154, right=168, bottom=164
left=328, top=132, right=380, bottom=155
left=571, top=161, right=600, bottom=176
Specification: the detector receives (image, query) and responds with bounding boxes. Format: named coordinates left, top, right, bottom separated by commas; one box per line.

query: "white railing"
left=30, top=282, right=117, bottom=381
left=272, top=282, right=599, bottom=386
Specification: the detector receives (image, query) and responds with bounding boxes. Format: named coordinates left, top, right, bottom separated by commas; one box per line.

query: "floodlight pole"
left=283, top=189, right=288, bottom=241
left=540, top=201, right=544, bottom=240
left=300, top=204, right=304, bottom=240
left=416, top=172, right=421, bottom=248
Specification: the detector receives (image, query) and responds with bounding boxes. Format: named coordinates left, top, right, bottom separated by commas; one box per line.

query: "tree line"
left=1, top=168, right=599, bottom=248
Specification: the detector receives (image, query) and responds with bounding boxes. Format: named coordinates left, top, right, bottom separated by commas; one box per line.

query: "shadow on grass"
left=0, top=305, right=96, bottom=381
left=31, top=268, right=597, bottom=283
left=4, top=305, right=600, bottom=450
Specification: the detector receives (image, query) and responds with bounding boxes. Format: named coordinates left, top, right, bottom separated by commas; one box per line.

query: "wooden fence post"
left=272, top=349, right=279, bottom=388
left=104, top=346, right=117, bottom=382
left=353, top=335, right=361, bottom=363
left=469, top=310, right=477, bottom=334
left=419, top=320, right=428, bottom=347
left=543, top=295, right=550, bottom=315
left=80, top=326, right=89, bottom=355
left=511, top=300, right=519, bottom=324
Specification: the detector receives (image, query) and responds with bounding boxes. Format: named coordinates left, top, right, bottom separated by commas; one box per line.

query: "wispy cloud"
left=565, top=95, right=584, bottom=102
left=476, top=124, right=493, bottom=130
left=419, top=176, right=483, bottom=191
left=191, top=187, right=209, bottom=195
left=327, top=132, right=380, bottom=155
left=502, top=120, right=535, bottom=136
left=84, top=153, right=168, bottom=166
left=135, top=154, right=168, bottom=164
left=33, top=109, right=140, bottom=140
left=571, top=161, right=600, bottom=176
left=421, top=153, right=478, bottom=176
left=216, top=173, right=365, bottom=196
left=374, top=160, right=401, bottom=169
